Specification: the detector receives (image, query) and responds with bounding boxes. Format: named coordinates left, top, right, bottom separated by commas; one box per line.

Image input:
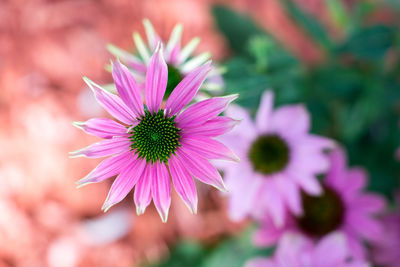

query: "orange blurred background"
left=0, top=0, right=329, bottom=266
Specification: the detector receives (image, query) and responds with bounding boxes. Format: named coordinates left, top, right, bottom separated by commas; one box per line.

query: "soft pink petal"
left=349, top=193, right=386, bottom=213
left=275, top=233, right=312, bottom=267
left=73, top=118, right=128, bottom=139
left=325, top=148, right=348, bottom=188
left=245, top=258, right=276, bottom=267
left=289, top=171, right=322, bottom=196
left=253, top=218, right=284, bottom=247
left=345, top=232, right=367, bottom=259
left=169, top=155, right=198, bottom=213
left=102, top=158, right=146, bottom=211
left=70, top=137, right=131, bottom=158
left=112, top=60, right=144, bottom=117
left=152, top=162, right=171, bottom=222
left=84, top=77, right=135, bottom=125
left=312, top=232, right=347, bottom=266
left=181, top=136, right=239, bottom=162
left=183, top=116, right=239, bottom=137
left=347, top=211, right=383, bottom=242
left=76, top=151, right=133, bottom=186
left=341, top=168, right=367, bottom=197
left=145, top=44, right=168, bottom=113
left=270, top=104, right=310, bottom=137
left=176, top=148, right=226, bottom=192
left=165, top=62, right=211, bottom=116
left=275, top=176, right=302, bottom=216
left=262, top=179, right=286, bottom=227
left=177, top=95, right=238, bottom=128
left=255, top=90, right=274, bottom=132
left=224, top=104, right=257, bottom=141
left=134, top=165, right=153, bottom=215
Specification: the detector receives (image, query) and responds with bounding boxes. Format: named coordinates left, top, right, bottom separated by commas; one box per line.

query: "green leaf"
left=283, top=0, right=333, bottom=50
left=212, top=5, right=265, bottom=55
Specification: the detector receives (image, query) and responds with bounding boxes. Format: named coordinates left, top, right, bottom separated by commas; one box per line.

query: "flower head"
left=107, top=19, right=224, bottom=98
left=71, top=45, right=238, bottom=222
left=246, top=232, right=369, bottom=267
left=253, top=148, right=387, bottom=259
left=219, top=90, right=333, bottom=226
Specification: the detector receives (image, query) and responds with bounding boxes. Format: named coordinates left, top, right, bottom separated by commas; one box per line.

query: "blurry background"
left=1, top=0, right=399, bottom=266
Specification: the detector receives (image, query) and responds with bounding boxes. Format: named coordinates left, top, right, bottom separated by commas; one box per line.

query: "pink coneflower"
left=246, top=232, right=369, bottom=267
left=219, top=90, right=333, bottom=226
left=253, top=148, right=386, bottom=259
left=372, top=193, right=400, bottom=267
left=71, top=45, right=238, bottom=222
left=107, top=19, right=223, bottom=97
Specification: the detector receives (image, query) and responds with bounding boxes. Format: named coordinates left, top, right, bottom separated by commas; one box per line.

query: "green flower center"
left=165, top=64, right=183, bottom=98
left=248, top=135, right=290, bottom=175
left=129, top=110, right=181, bottom=163
left=296, top=186, right=345, bottom=237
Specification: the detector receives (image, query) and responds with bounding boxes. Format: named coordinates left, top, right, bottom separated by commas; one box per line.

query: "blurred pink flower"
left=246, top=232, right=369, bottom=267
left=372, top=193, right=400, bottom=267
left=219, top=90, right=333, bottom=226
left=71, top=46, right=238, bottom=222
left=253, top=148, right=386, bottom=259
left=108, top=19, right=223, bottom=96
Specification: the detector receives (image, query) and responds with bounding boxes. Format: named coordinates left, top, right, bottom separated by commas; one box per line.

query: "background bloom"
left=108, top=19, right=224, bottom=97
left=246, top=232, right=369, bottom=267
left=253, top=148, right=386, bottom=259
left=71, top=45, right=238, bottom=222
left=220, top=90, right=333, bottom=226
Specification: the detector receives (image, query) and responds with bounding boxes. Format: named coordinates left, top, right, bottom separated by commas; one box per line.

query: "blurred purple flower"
left=372, top=193, right=400, bottom=267
left=108, top=19, right=224, bottom=97
left=253, top=148, right=386, bottom=259
left=71, top=45, right=238, bottom=222
left=219, top=90, right=333, bottom=226
left=246, top=232, right=369, bottom=267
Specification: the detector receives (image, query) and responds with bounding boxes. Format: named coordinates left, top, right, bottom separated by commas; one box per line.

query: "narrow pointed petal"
left=255, top=90, right=274, bottom=132
left=133, top=32, right=151, bottom=63
left=83, top=77, right=135, bottom=125
left=76, top=151, right=133, bottom=187
left=182, top=136, right=239, bottom=162
left=177, top=94, right=238, bottom=128
left=270, top=104, right=310, bottom=136
left=169, top=155, right=198, bottom=214
left=102, top=158, right=146, bottom=211
left=145, top=44, right=168, bottom=113
left=134, top=165, right=153, bottom=215
left=152, top=162, right=171, bottom=222
left=73, top=118, right=128, bottom=139
left=312, top=232, right=347, bottom=266
left=166, top=23, right=183, bottom=59
left=112, top=60, right=144, bottom=117
left=183, top=116, right=239, bottom=137
left=181, top=52, right=211, bottom=74
left=176, top=148, right=227, bottom=192
left=165, top=62, right=212, bottom=116
left=143, top=19, right=159, bottom=51
left=107, top=44, right=147, bottom=72
left=177, top=37, right=200, bottom=64
left=70, top=137, right=131, bottom=158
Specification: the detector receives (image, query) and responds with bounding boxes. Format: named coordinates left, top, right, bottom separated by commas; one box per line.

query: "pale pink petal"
left=177, top=95, right=238, bottom=128
left=262, top=179, right=286, bottom=227
left=325, top=148, right=347, bottom=188
left=165, top=62, right=211, bottom=116
left=102, top=158, right=146, bottom=211
left=345, top=232, right=366, bottom=259
left=181, top=136, right=239, bottom=162
left=253, top=218, right=284, bottom=247
left=224, top=104, right=257, bottom=140
left=275, top=233, right=312, bottom=267
left=270, top=104, right=310, bottom=136
left=312, top=232, right=347, bottom=266
left=112, top=60, right=144, bottom=117
left=145, top=44, right=168, bottom=113
left=73, top=118, right=128, bottom=139
left=276, top=176, right=302, bottom=216
left=183, top=116, right=239, bottom=137
left=176, top=148, right=226, bottom=192
left=143, top=19, right=160, bottom=51
left=255, top=90, right=274, bottom=132
left=347, top=211, right=383, bottom=241
left=84, top=77, right=135, bottom=125
left=70, top=137, right=131, bottom=158
left=245, top=258, right=276, bottom=267
left=76, top=151, right=133, bottom=186
left=152, top=162, right=171, bottom=222
left=289, top=171, right=322, bottom=196
left=134, top=165, right=153, bottom=215
left=341, top=168, right=367, bottom=196
left=169, top=155, right=198, bottom=213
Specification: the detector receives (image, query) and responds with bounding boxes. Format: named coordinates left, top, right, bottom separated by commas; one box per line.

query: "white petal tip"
left=136, top=206, right=146, bottom=216
left=72, top=121, right=85, bottom=129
